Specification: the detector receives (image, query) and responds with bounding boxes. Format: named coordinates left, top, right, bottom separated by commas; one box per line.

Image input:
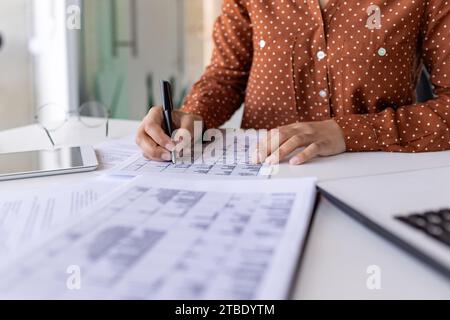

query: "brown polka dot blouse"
left=181, top=0, right=450, bottom=152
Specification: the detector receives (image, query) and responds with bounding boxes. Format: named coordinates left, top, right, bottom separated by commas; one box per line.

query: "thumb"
left=173, top=115, right=203, bottom=159
left=174, top=115, right=203, bottom=144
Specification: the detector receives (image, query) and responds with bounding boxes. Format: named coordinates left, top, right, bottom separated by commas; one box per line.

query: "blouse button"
left=317, top=51, right=327, bottom=61
left=259, top=40, right=266, bottom=49
left=319, top=90, right=328, bottom=98
left=378, top=47, right=387, bottom=57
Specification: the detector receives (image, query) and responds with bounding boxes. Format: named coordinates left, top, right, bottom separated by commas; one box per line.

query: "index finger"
left=144, top=120, right=176, bottom=152
left=290, top=142, right=321, bottom=165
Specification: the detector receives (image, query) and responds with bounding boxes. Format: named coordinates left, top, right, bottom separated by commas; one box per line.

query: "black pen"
left=160, top=80, right=177, bottom=164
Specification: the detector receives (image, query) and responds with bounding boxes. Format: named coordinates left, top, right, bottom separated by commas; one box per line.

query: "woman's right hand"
left=135, top=106, right=203, bottom=161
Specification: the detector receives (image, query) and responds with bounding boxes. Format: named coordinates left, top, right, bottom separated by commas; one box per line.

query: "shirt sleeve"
left=335, top=1, right=450, bottom=153
left=181, top=0, right=253, bottom=129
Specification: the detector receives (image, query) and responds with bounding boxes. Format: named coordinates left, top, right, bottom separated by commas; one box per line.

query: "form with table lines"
left=0, top=175, right=134, bottom=267
left=116, top=130, right=273, bottom=178
left=0, top=176, right=316, bottom=299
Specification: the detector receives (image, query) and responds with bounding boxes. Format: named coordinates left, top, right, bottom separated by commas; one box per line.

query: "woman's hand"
left=252, top=119, right=346, bottom=165
left=135, top=106, right=203, bottom=161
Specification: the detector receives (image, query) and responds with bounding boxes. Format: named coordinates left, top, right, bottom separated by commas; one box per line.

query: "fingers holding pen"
left=136, top=124, right=172, bottom=161
left=144, top=121, right=176, bottom=152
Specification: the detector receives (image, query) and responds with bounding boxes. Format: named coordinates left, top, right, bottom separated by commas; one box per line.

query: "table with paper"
left=0, top=130, right=317, bottom=299
left=114, top=131, right=272, bottom=178
left=0, top=176, right=316, bottom=299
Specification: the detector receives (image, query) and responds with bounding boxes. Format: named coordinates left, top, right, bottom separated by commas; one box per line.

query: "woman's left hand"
left=252, top=119, right=346, bottom=165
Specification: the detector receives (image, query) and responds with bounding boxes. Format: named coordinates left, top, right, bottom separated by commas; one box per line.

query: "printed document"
left=116, top=130, right=273, bottom=178
left=0, top=174, right=133, bottom=265
left=94, top=136, right=140, bottom=170
left=0, top=175, right=317, bottom=299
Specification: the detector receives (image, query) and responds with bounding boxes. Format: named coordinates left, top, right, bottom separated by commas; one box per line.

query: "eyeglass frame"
left=34, top=102, right=110, bottom=147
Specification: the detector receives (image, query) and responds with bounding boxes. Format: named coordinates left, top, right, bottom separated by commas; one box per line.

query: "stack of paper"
left=0, top=176, right=317, bottom=299
left=0, top=174, right=134, bottom=266
left=0, top=131, right=318, bottom=300
left=0, top=136, right=141, bottom=264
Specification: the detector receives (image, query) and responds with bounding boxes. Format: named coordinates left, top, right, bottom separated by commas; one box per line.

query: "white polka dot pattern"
left=182, top=0, right=450, bottom=153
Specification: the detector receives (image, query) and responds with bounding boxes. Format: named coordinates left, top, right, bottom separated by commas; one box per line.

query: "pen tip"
left=171, top=152, right=177, bottom=165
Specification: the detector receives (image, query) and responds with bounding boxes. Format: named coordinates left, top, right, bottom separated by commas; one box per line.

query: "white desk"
left=1, top=120, right=450, bottom=299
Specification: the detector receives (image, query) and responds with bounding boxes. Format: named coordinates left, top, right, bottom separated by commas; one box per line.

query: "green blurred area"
left=79, top=0, right=206, bottom=121
left=81, top=0, right=130, bottom=119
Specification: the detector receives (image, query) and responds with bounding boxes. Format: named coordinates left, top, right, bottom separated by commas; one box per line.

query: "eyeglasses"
left=35, top=101, right=110, bottom=147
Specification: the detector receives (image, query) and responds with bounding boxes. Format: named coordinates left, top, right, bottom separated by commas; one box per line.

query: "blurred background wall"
left=80, top=0, right=218, bottom=120
left=0, top=0, right=231, bottom=131
left=0, top=0, right=34, bottom=130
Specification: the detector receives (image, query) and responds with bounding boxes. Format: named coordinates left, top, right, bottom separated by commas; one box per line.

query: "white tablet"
left=0, top=146, right=98, bottom=181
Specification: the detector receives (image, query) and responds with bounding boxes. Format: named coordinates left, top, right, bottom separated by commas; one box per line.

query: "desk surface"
left=1, top=120, right=449, bottom=299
